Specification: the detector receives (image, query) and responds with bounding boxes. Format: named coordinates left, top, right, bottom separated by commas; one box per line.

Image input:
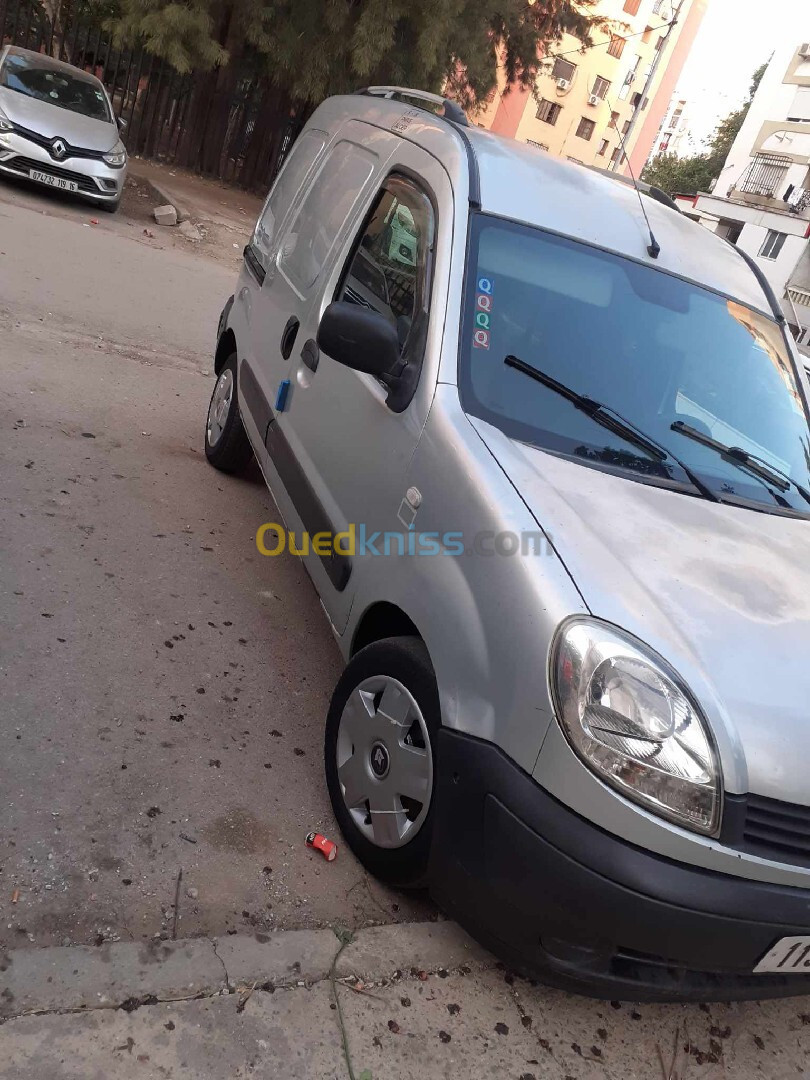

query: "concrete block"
left=153, top=204, right=177, bottom=227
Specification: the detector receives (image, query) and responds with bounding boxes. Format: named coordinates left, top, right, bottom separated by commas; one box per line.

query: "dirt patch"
left=202, top=810, right=275, bottom=855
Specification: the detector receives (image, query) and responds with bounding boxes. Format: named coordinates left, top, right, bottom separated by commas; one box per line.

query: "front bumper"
left=0, top=131, right=125, bottom=202
left=429, top=730, right=810, bottom=1001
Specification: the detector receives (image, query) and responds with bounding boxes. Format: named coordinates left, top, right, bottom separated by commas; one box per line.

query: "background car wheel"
left=325, top=636, right=440, bottom=888
left=204, top=352, right=253, bottom=473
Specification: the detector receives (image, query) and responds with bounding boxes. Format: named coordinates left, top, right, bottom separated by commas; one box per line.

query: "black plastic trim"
left=449, top=122, right=481, bottom=210
left=11, top=123, right=107, bottom=161
left=733, top=243, right=787, bottom=323
left=243, top=244, right=266, bottom=286
left=238, top=360, right=273, bottom=442
left=429, top=730, right=810, bottom=1001
left=264, top=420, right=352, bottom=591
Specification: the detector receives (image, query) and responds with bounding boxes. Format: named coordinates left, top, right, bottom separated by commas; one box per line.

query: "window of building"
left=623, top=0, right=641, bottom=13
left=659, top=134, right=671, bottom=152
left=576, top=117, right=596, bottom=141
left=652, top=0, right=666, bottom=12
left=759, top=230, right=787, bottom=260
left=655, top=35, right=666, bottom=52
left=739, top=153, right=791, bottom=197
left=597, top=138, right=610, bottom=156
left=610, top=111, right=620, bottom=129
left=536, top=98, right=562, bottom=125
left=552, top=57, right=577, bottom=81
left=609, top=148, right=623, bottom=170
left=798, top=325, right=810, bottom=346
left=592, top=76, right=611, bottom=99
left=642, top=25, right=653, bottom=43
left=622, top=120, right=631, bottom=135
left=671, top=109, right=683, bottom=128
left=608, top=35, right=626, bottom=59
left=631, top=92, right=644, bottom=109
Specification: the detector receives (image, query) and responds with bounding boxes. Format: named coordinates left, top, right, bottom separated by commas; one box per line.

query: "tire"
left=204, top=352, right=253, bottom=473
left=325, top=636, right=440, bottom=887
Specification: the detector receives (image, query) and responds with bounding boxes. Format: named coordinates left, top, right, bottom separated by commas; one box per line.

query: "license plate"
left=30, top=169, right=78, bottom=193
left=754, top=936, right=810, bottom=973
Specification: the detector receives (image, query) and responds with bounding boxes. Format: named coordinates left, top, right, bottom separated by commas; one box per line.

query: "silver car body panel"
left=225, top=93, right=810, bottom=891
left=0, top=46, right=124, bottom=200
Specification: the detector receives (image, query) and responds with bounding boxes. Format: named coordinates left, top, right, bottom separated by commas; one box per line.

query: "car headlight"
left=551, top=618, right=720, bottom=834
left=103, top=139, right=127, bottom=167
left=0, top=107, right=13, bottom=133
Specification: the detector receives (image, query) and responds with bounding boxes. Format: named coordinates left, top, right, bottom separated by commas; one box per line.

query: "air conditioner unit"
left=556, top=77, right=571, bottom=90
left=587, top=94, right=600, bottom=106
left=800, top=43, right=810, bottom=59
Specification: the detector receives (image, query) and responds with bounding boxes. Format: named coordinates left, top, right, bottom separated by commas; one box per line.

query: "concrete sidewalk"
left=127, top=158, right=263, bottom=237
left=3, top=922, right=809, bottom=1079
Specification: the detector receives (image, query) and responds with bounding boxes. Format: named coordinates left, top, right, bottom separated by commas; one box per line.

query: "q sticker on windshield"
left=473, top=276, right=494, bottom=349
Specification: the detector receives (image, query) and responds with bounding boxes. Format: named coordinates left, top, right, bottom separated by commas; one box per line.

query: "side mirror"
left=317, top=302, right=401, bottom=381
left=116, top=115, right=128, bottom=131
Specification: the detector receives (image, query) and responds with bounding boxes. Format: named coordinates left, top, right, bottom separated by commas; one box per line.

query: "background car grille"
left=4, top=157, right=99, bottom=194
left=12, top=124, right=106, bottom=161
left=740, top=794, right=810, bottom=868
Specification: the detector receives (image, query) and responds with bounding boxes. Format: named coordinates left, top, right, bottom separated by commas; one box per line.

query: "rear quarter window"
left=278, top=140, right=378, bottom=293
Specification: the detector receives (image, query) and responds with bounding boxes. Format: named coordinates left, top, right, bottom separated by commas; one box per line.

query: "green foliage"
left=107, top=0, right=602, bottom=105
left=642, top=60, right=769, bottom=197
left=641, top=151, right=717, bottom=196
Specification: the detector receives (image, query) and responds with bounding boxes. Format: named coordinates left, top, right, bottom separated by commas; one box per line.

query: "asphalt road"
left=0, top=179, right=433, bottom=949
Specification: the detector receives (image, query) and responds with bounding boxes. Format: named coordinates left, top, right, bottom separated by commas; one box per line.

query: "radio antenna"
left=609, top=105, right=661, bottom=259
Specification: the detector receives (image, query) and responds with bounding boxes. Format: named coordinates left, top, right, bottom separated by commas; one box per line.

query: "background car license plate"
left=30, top=169, right=78, bottom=193
left=754, top=935, right=810, bottom=973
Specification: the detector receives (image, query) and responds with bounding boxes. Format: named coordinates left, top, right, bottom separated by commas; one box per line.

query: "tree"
left=108, top=0, right=604, bottom=107
left=642, top=60, right=769, bottom=196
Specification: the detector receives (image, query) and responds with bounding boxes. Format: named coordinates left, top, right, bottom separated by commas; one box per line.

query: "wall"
left=626, top=0, right=708, bottom=175
left=736, top=224, right=807, bottom=291
left=479, top=0, right=703, bottom=174
left=717, top=39, right=808, bottom=195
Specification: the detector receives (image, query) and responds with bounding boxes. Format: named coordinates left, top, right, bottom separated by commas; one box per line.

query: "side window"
left=279, top=141, right=377, bottom=292
left=250, top=130, right=326, bottom=275
left=336, top=176, right=435, bottom=364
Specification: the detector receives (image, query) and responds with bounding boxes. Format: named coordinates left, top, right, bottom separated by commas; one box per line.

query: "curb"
left=0, top=921, right=491, bottom=1020
left=128, top=164, right=191, bottom=224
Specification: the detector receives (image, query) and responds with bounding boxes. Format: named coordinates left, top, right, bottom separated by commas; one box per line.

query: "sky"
left=676, top=0, right=810, bottom=151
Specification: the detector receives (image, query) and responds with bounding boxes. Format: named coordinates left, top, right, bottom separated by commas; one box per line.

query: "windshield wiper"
left=504, top=355, right=720, bottom=502
left=671, top=421, right=810, bottom=509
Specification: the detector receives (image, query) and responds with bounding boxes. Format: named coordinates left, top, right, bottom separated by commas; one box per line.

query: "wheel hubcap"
left=207, top=368, right=233, bottom=447
left=335, top=675, right=433, bottom=849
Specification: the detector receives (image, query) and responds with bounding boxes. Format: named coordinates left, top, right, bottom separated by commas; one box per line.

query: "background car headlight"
left=552, top=618, right=720, bottom=834
left=0, top=107, right=13, bottom=133
left=103, top=140, right=127, bottom=166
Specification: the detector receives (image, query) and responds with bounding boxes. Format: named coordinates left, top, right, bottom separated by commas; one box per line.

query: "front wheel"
left=324, top=637, right=440, bottom=887
left=204, top=353, right=253, bottom=473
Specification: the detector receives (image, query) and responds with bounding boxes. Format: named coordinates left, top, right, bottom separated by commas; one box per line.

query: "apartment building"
left=475, top=0, right=708, bottom=177
left=651, top=91, right=691, bottom=156
left=693, top=40, right=810, bottom=355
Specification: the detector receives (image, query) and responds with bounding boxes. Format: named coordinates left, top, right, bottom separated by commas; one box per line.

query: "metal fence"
left=0, top=0, right=304, bottom=190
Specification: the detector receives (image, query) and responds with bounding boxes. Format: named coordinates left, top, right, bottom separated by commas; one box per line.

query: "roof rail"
left=583, top=164, right=680, bottom=213
left=357, top=85, right=469, bottom=127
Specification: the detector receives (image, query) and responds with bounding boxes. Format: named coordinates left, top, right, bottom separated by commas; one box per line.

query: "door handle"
left=280, top=316, right=300, bottom=359
left=301, top=338, right=320, bottom=373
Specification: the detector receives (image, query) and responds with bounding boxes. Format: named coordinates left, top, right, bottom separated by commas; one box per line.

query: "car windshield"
left=0, top=53, right=111, bottom=123
left=459, top=214, right=810, bottom=515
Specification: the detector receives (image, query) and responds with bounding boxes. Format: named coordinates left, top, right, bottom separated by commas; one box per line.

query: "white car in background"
left=0, top=45, right=127, bottom=212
